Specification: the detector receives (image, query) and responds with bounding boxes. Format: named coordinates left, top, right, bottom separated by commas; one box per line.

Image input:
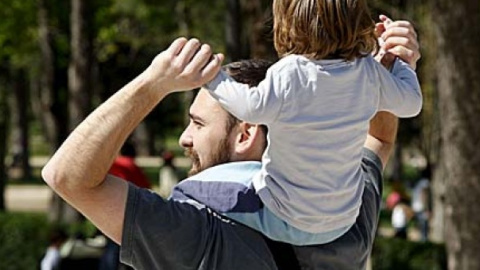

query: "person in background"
left=158, top=150, right=180, bottom=198
left=391, top=196, right=414, bottom=240
left=109, top=141, right=151, bottom=189
left=387, top=181, right=413, bottom=239
left=41, top=228, right=68, bottom=270
left=411, top=167, right=432, bottom=242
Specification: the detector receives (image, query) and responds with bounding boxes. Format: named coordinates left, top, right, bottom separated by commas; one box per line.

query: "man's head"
left=120, top=140, right=137, bottom=158
left=179, top=59, right=272, bottom=176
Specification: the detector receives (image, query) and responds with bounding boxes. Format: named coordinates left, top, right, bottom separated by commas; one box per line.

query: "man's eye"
left=193, top=121, right=203, bottom=128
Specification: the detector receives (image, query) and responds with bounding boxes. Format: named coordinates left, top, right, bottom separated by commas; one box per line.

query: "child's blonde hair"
left=273, top=0, right=378, bottom=61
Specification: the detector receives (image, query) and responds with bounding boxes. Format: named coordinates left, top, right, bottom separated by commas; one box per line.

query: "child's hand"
left=375, top=15, right=421, bottom=70
left=144, top=37, right=225, bottom=94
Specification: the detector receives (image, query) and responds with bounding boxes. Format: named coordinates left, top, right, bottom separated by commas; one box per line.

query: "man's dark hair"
left=223, top=59, right=274, bottom=88
left=223, top=59, right=273, bottom=136
left=120, top=141, right=136, bottom=158
left=48, top=227, right=68, bottom=245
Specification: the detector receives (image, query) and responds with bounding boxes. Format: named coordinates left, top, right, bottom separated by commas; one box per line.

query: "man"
left=42, top=17, right=420, bottom=269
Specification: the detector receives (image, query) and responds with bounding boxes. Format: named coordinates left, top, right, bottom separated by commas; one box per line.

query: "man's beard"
left=186, top=137, right=232, bottom=176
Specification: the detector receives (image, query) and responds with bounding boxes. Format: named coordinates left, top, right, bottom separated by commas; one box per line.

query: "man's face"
left=179, top=89, right=237, bottom=176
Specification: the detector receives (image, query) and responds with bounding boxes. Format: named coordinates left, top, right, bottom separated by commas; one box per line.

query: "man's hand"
left=144, top=37, right=225, bottom=94
left=375, top=15, right=421, bottom=70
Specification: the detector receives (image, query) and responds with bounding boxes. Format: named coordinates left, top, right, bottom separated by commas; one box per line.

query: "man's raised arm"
left=41, top=38, right=223, bottom=243
left=364, top=112, right=398, bottom=169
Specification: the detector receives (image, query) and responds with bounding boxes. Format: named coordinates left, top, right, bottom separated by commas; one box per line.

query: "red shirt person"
left=109, top=142, right=151, bottom=189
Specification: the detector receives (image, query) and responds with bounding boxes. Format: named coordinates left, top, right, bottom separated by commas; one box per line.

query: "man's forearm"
left=364, top=112, right=398, bottom=169
left=42, top=73, right=167, bottom=192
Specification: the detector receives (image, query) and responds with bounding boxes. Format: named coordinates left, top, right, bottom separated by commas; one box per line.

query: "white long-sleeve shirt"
left=206, top=54, right=422, bottom=233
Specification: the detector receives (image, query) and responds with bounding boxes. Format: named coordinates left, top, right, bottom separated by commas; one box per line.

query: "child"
left=178, top=1, right=422, bottom=245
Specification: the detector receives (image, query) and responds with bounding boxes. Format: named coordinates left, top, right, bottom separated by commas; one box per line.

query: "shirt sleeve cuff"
left=119, top=183, right=138, bottom=266
left=205, top=70, right=230, bottom=92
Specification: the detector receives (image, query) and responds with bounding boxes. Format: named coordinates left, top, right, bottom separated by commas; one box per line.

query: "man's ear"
left=233, top=122, right=261, bottom=157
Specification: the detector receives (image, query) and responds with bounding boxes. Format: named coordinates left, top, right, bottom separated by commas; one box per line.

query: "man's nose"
left=179, top=126, right=193, bottom=148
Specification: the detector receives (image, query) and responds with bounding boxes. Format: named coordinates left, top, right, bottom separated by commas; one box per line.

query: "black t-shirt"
left=120, top=186, right=299, bottom=269
left=120, top=148, right=383, bottom=270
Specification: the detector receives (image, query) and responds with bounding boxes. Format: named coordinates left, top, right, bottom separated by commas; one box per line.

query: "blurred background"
left=0, top=0, right=479, bottom=269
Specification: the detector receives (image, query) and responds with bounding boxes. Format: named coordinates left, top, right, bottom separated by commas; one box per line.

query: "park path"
left=5, top=184, right=51, bottom=212
left=7, top=156, right=191, bottom=213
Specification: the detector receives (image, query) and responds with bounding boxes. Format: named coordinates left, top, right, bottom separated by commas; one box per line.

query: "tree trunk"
left=69, top=0, right=93, bottom=128
left=10, top=69, right=31, bottom=180
left=226, top=0, right=242, bottom=62
left=0, top=78, right=9, bottom=211
left=242, top=0, right=276, bottom=59
left=176, top=0, right=191, bottom=37
left=37, top=0, right=74, bottom=223
left=175, top=0, right=196, bottom=129
left=415, top=8, right=445, bottom=242
left=132, top=123, right=151, bottom=156
left=432, top=1, right=480, bottom=269
left=431, top=156, right=446, bottom=243
left=52, top=0, right=94, bottom=223
left=391, top=143, right=403, bottom=182
left=36, top=0, right=68, bottom=151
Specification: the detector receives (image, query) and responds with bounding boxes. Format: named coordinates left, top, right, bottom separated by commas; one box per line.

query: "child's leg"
left=225, top=206, right=351, bottom=245
left=170, top=161, right=350, bottom=245
left=170, top=161, right=263, bottom=213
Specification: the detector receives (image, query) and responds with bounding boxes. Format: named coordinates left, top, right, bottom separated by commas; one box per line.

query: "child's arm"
left=375, top=57, right=423, bottom=118
left=205, top=67, right=285, bottom=124
left=367, top=16, right=421, bottom=168
left=375, top=17, right=423, bottom=118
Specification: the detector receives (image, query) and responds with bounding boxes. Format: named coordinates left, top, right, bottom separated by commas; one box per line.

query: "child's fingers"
left=379, top=14, right=393, bottom=25
left=376, top=14, right=393, bottom=39
left=375, top=23, right=386, bottom=37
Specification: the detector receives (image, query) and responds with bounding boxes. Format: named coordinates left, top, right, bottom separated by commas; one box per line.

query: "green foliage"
left=0, top=212, right=50, bottom=270
left=0, top=0, right=39, bottom=68
left=95, top=0, right=179, bottom=62
left=402, top=163, right=421, bottom=184
left=0, top=0, right=242, bottom=157
left=372, top=237, right=447, bottom=270
left=0, top=212, right=101, bottom=270
left=93, top=1, right=228, bottom=152
left=143, top=165, right=188, bottom=188
left=65, top=219, right=98, bottom=238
